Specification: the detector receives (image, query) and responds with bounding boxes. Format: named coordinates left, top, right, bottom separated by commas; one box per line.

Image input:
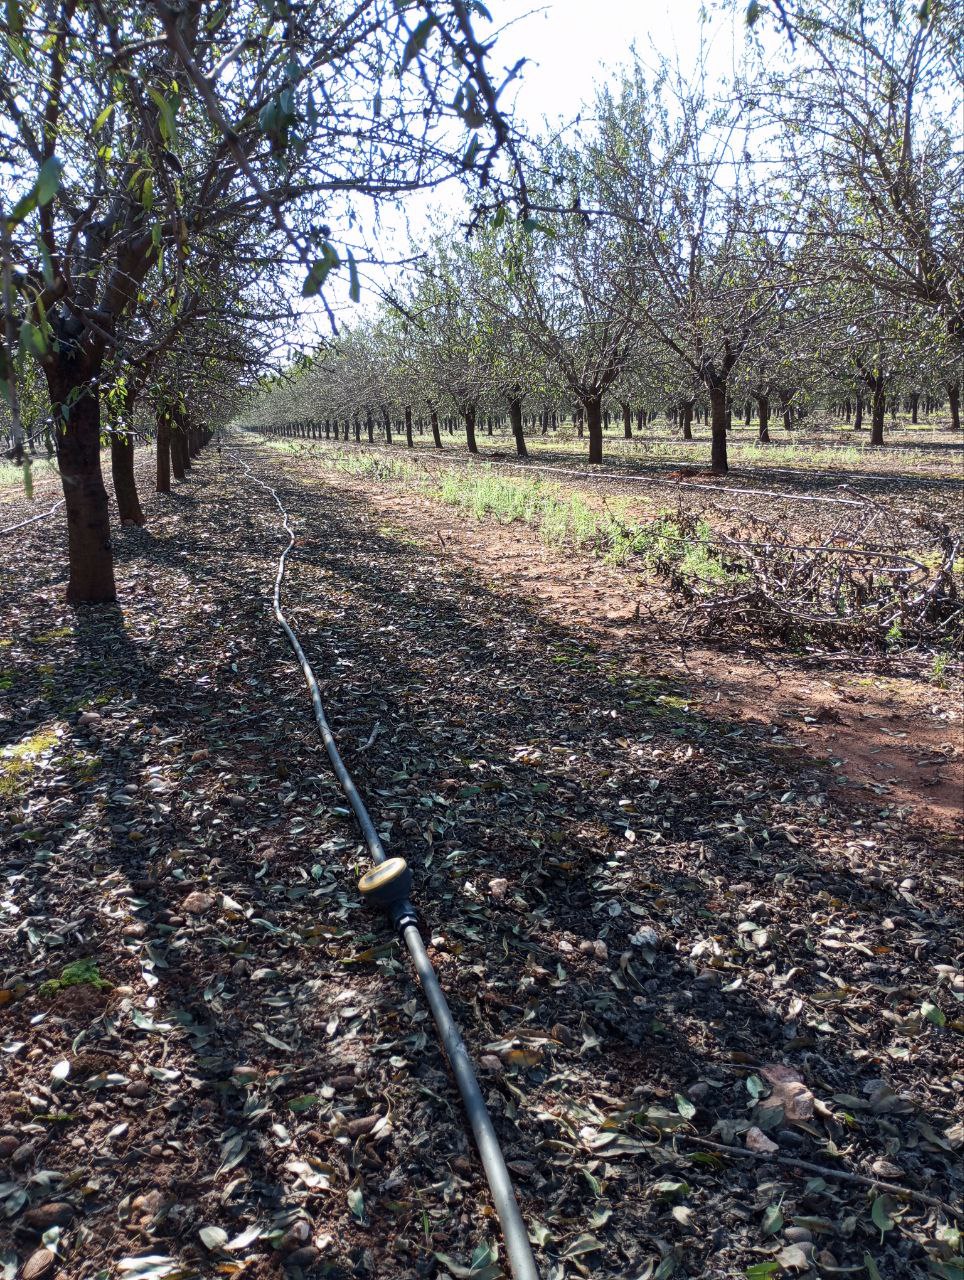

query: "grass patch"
left=34, top=625, right=72, bottom=644
left=0, top=726, right=61, bottom=799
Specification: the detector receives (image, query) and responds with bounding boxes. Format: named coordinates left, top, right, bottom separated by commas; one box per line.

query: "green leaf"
left=6, top=0, right=22, bottom=37
left=402, top=15, right=436, bottom=70
left=922, top=1001, right=946, bottom=1026
left=675, top=1093, right=696, bottom=1119
left=347, top=249, right=361, bottom=303
left=36, top=156, right=63, bottom=206
left=302, top=243, right=340, bottom=297
left=863, top=1253, right=884, bottom=1280
left=287, top=1093, right=319, bottom=1112
left=93, top=102, right=116, bottom=131
left=746, top=0, right=762, bottom=27
left=745, top=1265, right=779, bottom=1280
left=199, top=1226, right=228, bottom=1251
left=761, top=1203, right=783, bottom=1236
left=871, top=1195, right=896, bottom=1240
left=347, top=1185, right=365, bottom=1221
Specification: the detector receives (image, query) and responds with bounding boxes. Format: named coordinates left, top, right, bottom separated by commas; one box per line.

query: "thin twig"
left=671, top=1133, right=961, bottom=1219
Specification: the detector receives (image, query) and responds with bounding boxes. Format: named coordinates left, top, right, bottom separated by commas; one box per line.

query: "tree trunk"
left=870, top=383, right=885, bottom=446
left=509, top=395, right=527, bottom=458
left=681, top=399, right=694, bottom=441
left=156, top=416, right=171, bottom=494
left=584, top=394, right=603, bottom=464
left=853, top=396, right=863, bottom=430
left=405, top=405, right=414, bottom=448
left=778, top=389, right=794, bottom=432
left=947, top=381, right=961, bottom=432
left=621, top=401, right=632, bottom=439
left=464, top=405, right=479, bottom=454
left=47, top=367, right=116, bottom=604
left=709, top=384, right=728, bottom=473
left=430, top=407, right=442, bottom=449
left=755, top=394, right=770, bottom=443
left=171, top=429, right=187, bottom=480
left=910, top=392, right=919, bottom=425
left=110, top=430, right=145, bottom=526
left=383, top=409, right=392, bottom=445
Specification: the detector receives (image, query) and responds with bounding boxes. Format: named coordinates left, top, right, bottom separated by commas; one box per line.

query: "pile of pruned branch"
left=644, top=491, right=962, bottom=652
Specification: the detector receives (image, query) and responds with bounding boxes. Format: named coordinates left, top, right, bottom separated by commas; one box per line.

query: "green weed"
left=38, top=959, right=111, bottom=998
left=0, top=726, right=60, bottom=799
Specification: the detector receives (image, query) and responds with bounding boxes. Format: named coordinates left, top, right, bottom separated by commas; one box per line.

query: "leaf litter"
left=0, top=444, right=961, bottom=1280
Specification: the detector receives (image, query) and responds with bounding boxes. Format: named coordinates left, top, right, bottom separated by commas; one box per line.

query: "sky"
left=297, top=0, right=753, bottom=345
left=481, top=0, right=745, bottom=132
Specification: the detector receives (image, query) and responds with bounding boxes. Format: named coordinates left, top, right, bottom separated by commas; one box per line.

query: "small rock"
left=694, top=969, right=720, bottom=986
left=21, top=1249, right=57, bottom=1280
left=550, top=1022, right=574, bottom=1047
left=578, top=940, right=594, bottom=955
left=283, top=1247, right=319, bottom=1270
left=126, top=1081, right=149, bottom=1099
left=78, top=712, right=101, bottom=726
left=593, top=940, right=608, bottom=961
left=279, top=1219, right=311, bottom=1252
left=629, top=926, right=660, bottom=949
left=745, top=1126, right=779, bottom=1154
left=23, top=1202, right=74, bottom=1232
left=122, top=921, right=147, bottom=939
left=225, top=793, right=246, bottom=807
left=181, top=891, right=214, bottom=915
left=784, top=1226, right=812, bottom=1244
left=0, top=1135, right=18, bottom=1158
left=487, top=878, right=509, bottom=901
left=331, top=1074, right=357, bottom=1093
left=686, top=1081, right=710, bottom=1102
left=131, top=1189, right=166, bottom=1219
left=480, top=1055, right=503, bottom=1073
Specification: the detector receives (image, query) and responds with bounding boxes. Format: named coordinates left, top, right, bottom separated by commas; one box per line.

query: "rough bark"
left=464, top=405, right=479, bottom=454
left=156, top=416, right=172, bottom=493
left=755, top=393, right=770, bottom=443
left=681, top=398, right=694, bottom=441
left=585, top=394, right=603, bottom=464
left=110, top=430, right=145, bottom=526
left=430, top=407, right=442, bottom=450
left=508, top=395, right=527, bottom=458
left=46, top=366, right=116, bottom=603
left=709, top=384, right=728, bottom=473
left=621, top=401, right=632, bottom=440
left=404, top=406, right=414, bottom=449
left=947, top=381, right=961, bottom=432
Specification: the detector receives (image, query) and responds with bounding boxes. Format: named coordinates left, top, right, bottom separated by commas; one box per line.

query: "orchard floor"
left=0, top=442, right=961, bottom=1280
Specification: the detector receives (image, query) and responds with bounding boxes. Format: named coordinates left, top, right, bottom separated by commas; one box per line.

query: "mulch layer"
left=0, top=443, right=961, bottom=1280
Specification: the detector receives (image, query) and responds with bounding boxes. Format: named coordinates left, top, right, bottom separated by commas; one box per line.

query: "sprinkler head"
left=358, top=857, right=414, bottom=909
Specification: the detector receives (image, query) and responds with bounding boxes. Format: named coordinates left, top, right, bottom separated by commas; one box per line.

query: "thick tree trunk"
left=709, top=384, right=728, bottom=473
left=110, top=430, right=145, bottom=526
left=778, top=389, right=794, bottom=432
left=755, top=394, right=770, bottom=443
left=621, top=401, right=632, bottom=440
left=910, top=392, right=919, bottom=424
left=156, top=417, right=171, bottom=493
left=366, top=414, right=374, bottom=443
left=171, top=429, right=187, bottom=480
left=853, top=396, right=863, bottom=430
left=47, top=367, right=116, bottom=604
left=429, top=408, right=442, bottom=449
left=464, top=406, right=479, bottom=454
left=383, top=410, right=392, bottom=445
left=509, top=395, right=527, bottom=458
left=585, top=395, right=603, bottom=464
left=404, top=405, right=414, bottom=448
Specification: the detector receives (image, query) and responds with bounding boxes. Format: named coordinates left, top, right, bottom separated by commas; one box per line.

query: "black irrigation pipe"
left=234, top=448, right=541, bottom=1280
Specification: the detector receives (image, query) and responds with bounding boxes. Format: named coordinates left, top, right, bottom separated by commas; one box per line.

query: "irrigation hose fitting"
left=237, top=450, right=540, bottom=1280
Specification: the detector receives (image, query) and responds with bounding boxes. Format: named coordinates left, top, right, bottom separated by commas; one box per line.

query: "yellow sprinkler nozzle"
left=358, top=856, right=413, bottom=908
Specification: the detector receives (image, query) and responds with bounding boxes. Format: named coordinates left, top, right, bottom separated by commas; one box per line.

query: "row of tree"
left=244, top=1, right=963, bottom=469
left=1, top=0, right=524, bottom=602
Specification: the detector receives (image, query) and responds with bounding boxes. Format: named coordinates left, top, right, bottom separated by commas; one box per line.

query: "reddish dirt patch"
left=346, top=480, right=963, bottom=837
